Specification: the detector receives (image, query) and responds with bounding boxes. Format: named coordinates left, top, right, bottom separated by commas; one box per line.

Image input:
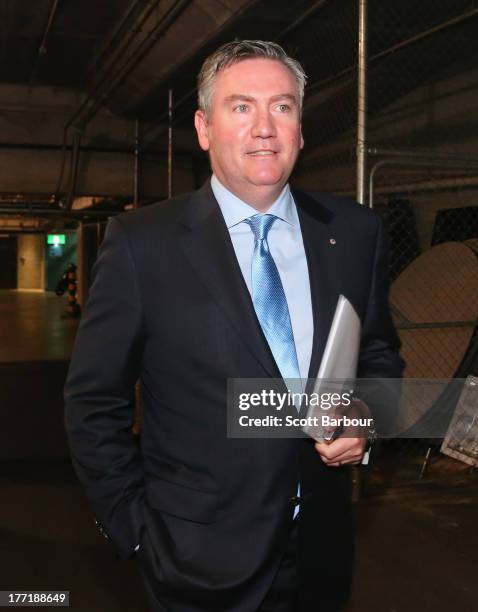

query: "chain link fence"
left=288, top=0, right=478, bottom=458
left=365, top=1, right=478, bottom=438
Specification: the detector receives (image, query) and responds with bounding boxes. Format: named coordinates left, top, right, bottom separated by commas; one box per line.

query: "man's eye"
left=234, top=104, right=248, bottom=113
left=277, top=104, right=291, bottom=112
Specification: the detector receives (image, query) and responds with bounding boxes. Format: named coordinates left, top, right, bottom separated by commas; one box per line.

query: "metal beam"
left=0, top=141, right=194, bottom=158
left=356, top=0, right=368, bottom=205
left=66, top=131, right=82, bottom=209
left=168, top=89, right=173, bottom=199
left=72, top=0, right=191, bottom=130
left=367, top=147, right=478, bottom=164
left=0, top=207, right=118, bottom=218
left=368, top=150, right=478, bottom=206
left=133, top=119, right=141, bottom=208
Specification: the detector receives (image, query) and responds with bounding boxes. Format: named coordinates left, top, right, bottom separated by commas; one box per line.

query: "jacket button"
left=95, top=518, right=109, bottom=539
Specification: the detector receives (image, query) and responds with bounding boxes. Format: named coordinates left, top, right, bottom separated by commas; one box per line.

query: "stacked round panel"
left=390, top=241, right=478, bottom=432
left=465, top=238, right=478, bottom=256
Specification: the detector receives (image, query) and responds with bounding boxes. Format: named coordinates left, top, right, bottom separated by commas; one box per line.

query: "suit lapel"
left=179, top=181, right=281, bottom=378
left=179, top=182, right=342, bottom=384
left=293, top=189, right=340, bottom=384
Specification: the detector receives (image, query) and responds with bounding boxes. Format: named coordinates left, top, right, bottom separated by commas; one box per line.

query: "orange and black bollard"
left=61, top=263, right=81, bottom=318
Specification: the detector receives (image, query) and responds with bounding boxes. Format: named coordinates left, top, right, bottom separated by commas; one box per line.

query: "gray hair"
left=197, top=40, right=307, bottom=117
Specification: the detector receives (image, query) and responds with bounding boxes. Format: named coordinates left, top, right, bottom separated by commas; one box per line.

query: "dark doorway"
left=0, top=235, right=17, bottom=289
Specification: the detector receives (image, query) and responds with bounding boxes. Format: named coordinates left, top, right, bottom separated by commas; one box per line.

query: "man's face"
left=195, top=58, right=304, bottom=209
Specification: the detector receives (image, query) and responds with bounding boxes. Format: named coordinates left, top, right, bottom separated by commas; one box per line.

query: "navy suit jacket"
left=64, top=180, right=403, bottom=611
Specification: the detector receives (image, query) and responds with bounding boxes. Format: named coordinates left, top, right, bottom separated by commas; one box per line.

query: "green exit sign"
left=47, top=234, right=66, bottom=245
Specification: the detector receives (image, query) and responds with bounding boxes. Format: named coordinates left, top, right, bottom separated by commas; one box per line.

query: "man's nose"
left=251, top=109, right=277, bottom=139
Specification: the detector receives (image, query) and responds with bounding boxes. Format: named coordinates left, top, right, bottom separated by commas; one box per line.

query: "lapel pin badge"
left=329, top=238, right=336, bottom=245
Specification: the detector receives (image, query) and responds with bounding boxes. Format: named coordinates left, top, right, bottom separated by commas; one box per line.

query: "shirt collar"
left=211, top=174, right=298, bottom=229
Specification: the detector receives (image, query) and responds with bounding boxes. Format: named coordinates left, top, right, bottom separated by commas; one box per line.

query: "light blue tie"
left=245, top=214, right=300, bottom=382
left=247, top=214, right=302, bottom=519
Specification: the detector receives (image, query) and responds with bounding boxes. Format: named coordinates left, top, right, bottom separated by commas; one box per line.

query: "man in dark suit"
left=65, top=40, right=403, bottom=611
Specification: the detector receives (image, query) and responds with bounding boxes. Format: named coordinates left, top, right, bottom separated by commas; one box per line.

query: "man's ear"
left=194, top=110, right=210, bottom=152
left=299, top=126, right=304, bottom=150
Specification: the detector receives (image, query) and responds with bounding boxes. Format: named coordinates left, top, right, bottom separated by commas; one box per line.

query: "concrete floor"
left=349, top=459, right=478, bottom=612
left=0, top=290, right=78, bottom=362
left=1, top=290, right=477, bottom=611
left=2, top=454, right=477, bottom=612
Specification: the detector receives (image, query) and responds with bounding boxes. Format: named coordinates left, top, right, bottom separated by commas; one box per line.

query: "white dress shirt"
left=211, top=174, right=314, bottom=381
left=212, top=175, right=314, bottom=519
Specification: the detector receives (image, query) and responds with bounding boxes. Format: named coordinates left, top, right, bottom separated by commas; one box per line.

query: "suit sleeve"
left=357, top=216, right=405, bottom=434
left=64, top=217, right=145, bottom=559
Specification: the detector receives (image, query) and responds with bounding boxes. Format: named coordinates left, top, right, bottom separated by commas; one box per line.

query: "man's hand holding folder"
left=314, top=398, right=372, bottom=467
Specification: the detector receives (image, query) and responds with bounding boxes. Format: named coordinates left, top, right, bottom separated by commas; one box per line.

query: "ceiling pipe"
left=29, top=0, right=60, bottom=83
left=66, top=131, right=82, bottom=209
left=168, top=89, right=173, bottom=199
left=55, top=0, right=191, bottom=200
left=306, top=7, right=478, bottom=99
left=133, top=119, right=141, bottom=208
left=367, top=147, right=478, bottom=206
left=68, top=1, right=162, bottom=130
left=277, top=0, right=329, bottom=41
left=72, top=0, right=191, bottom=130
left=0, top=207, right=119, bottom=218
left=38, top=0, right=60, bottom=56
left=0, top=141, right=192, bottom=158
left=85, top=0, right=151, bottom=80
left=334, top=169, right=478, bottom=200
left=55, top=0, right=162, bottom=201
left=369, top=158, right=478, bottom=207
left=367, top=147, right=478, bottom=164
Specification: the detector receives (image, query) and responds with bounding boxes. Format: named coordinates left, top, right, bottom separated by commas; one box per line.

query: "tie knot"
left=246, top=214, right=278, bottom=241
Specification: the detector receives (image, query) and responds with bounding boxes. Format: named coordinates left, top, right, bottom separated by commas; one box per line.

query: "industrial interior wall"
left=17, top=234, right=45, bottom=290
left=0, top=84, right=196, bottom=199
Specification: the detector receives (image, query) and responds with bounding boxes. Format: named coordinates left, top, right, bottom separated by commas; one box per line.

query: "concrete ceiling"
left=1, top=0, right=477, bottom=213
left=0, top=0, right=132, bottom=87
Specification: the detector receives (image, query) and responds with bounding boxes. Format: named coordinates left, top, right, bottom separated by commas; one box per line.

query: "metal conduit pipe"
left=76, top=0, right=191, bottom=129
left=0, top=208, right=117, bottom=217
left=0, top=141, right=191, bottom=158
left=277, top=0, right=330, bottom=41
left=29, top=0, right=60, bottom=82
left=38, top=0, right=59, bottom=56
left=369, top=158, right=478, bottom=208
left=367, top=147, right=478, bottom=164
left=68, top=0, right=162, bottom=129
left=356, top=0, right=368, bottom=205
left=66, top=131, right=82, bottom=209
left=56, top=0, right=191, bottom=204
left=168, top=89, right=173, bottom=199
left=372, top=174, right=478, bottom=203
left=85, top=0, right=152, bottom=79
left=55, top=0, right=162, bottom=201
left=306, top=7, right=478, bottom=97
left=133, top=119, right=141, bottom=209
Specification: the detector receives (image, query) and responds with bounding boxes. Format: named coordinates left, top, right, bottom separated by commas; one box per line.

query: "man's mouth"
left=246, top=150, right=277, bottom=156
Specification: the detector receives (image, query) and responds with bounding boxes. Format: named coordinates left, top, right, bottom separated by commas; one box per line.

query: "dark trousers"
left=257, top=521, right=299, bottom=612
